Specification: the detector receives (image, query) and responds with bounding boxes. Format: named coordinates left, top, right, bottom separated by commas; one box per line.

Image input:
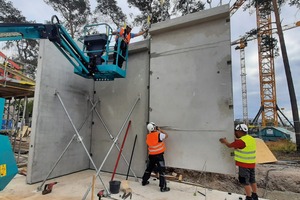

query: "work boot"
left=142, top=181, right=149, bottom=186
left=160, top=187, right=170, bottom=192
left=245, top=196, right=253, bottom=200
left=252, top=193, right=259, bottom=200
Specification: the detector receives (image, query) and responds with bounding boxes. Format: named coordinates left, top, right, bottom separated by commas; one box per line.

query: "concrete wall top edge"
left=128, top=39, right=150, bottom=54
left=149, top=4, right=229, bottom=35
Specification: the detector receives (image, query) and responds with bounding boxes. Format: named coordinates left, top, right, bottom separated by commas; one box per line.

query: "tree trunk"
left=272, top=0, right=300, bottom=150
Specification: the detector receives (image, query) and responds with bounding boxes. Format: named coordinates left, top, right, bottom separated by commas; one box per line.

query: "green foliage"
left=173, top=0, right=205, bottom=16
left=266, top=139, right=297, bottom=153
left=128, top=0, right=171, bottom=29
left=43, top=0, right=91, bottom=38
left=94, top=0, right=127, bottom=27
left=0, top=0, right=38, bottom=79
left=128, top=0, right=205, bottom=31
left=0, top=0, right=26, bottom=23
left=18, top=99, right=34, bottom=117
left=289, top=0, right=300, bottom=7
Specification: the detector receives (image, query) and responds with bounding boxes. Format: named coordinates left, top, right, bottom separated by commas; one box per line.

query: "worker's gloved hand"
left=219, top=137, right=227, bottom=144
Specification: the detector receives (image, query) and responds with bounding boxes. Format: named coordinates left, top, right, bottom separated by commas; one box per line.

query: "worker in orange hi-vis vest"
left=219, top=124, right=258, bottom=200
left=112, top=25, right=147, bottom=68
left=142, top=122, right=170, bottom=192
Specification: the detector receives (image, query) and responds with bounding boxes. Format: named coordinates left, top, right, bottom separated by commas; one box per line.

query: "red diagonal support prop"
left=111, top=120, right=132, bottom=181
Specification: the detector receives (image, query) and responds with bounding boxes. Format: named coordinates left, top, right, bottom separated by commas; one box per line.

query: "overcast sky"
left=4, top=0, right=300, bottom=123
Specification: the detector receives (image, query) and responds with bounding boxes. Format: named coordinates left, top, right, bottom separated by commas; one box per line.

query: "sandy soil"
left=167, top=152, right=300, bottom=200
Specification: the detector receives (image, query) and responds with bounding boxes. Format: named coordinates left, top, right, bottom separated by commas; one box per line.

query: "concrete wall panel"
left=27, top=40, right=94, bottom=183
left=91, top=41, right=150, bottom=177
left=149, top=5, right=235, bottom=174
left=27, top=5, right=235, bottom=183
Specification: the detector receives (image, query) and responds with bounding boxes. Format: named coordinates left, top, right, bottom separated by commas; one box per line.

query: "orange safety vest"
left=146, top=131, right=166, bottom=155
left=116, top=28, right=131, bottom=44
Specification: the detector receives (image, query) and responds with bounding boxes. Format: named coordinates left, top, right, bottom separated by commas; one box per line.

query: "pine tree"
left=0, top=0, right=26, bottom=23
left=94, top=0, right=127, bottom=27
left=127, top=0, right=205, bottom=29
left=43, top=0, right=91, bottom=38
left=0, top=0, right=38, bottom=79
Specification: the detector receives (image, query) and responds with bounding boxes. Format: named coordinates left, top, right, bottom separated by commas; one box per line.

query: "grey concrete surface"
left=91, top=40, right=150, bottom=177
left=149, top=4, right=234, bottom=174
left=27, top=5, right=234, bottom=184
left=1, top=170, right=269, bottom=200
left=27, top=40, right=94, bottom=184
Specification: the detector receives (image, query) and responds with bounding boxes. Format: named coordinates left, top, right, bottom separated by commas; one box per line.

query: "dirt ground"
left=167, top=151, right=300, bottom=200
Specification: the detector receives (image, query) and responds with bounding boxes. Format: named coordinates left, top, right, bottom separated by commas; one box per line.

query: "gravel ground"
left=167, top=153, right=300, bottom=200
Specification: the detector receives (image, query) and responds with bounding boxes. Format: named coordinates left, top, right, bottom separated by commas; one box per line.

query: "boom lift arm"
left=0, top=16, right=127, bottom=81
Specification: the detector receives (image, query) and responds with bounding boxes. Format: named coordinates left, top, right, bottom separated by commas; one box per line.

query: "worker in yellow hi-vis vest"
left=219, top=124, right=258, bottom=200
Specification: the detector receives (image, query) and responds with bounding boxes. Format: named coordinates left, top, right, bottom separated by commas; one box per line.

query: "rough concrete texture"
left=149, top=4, right=234, bottom=174
left=0, top=170, right=269, bottom=200
left=27, top=40, right=94, bottom=184
left=91, top=40, right=150, bottom=176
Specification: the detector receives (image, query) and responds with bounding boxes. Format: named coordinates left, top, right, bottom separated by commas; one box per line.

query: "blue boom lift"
left=0, top=16, right=128, bottom=81
left=0, top=16, right=129, bottom=191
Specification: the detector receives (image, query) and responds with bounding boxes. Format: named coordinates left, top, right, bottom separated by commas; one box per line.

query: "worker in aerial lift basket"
left=112, top=24, right=148, bottom=68
left=219, top=124, right=258, bottom=200
left=142, top=122, right=170, bottom=192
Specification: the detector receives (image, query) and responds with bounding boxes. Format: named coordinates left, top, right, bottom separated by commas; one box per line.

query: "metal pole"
left=37, top=97, right=101, bottom=191
left=17, top=133, right=23, bottom=164
left=54, top=91, right=109, bottom=193
left=21, top=96, right=27, bottom=129
left=90, top=99, right=138, bottom=180
left=111, top=120, right=131, bottom=181
left=126, top=134, right=137, bottom=180
left=82, top=96, right=140, bottom=200
left=5, top=99, right=10, bottom=131
left=10, top=99, right=15, bottom=141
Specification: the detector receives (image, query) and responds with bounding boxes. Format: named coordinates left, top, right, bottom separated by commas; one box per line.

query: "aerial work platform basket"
left=0, top=17, right=128, bottom=81
left=79, top=23, right=128, bottom=81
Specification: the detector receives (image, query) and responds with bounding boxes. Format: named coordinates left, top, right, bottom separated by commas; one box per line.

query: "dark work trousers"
left=113, top=40, right=127, bottom=68
left=142, top=153, right=167, bottom=188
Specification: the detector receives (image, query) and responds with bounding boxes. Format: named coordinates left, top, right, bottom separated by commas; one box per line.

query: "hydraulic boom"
left=0, top=16, right=127, bottom=81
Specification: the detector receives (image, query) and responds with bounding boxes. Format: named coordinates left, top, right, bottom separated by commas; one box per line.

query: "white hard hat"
left=126, top=24, right=132, bottom=29
left=235, top=124, right=248, bottom=133
left=147, top=122, right=156, bottom=132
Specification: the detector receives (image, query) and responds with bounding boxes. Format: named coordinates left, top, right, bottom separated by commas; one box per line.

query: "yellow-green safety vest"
left=234, top=134, right=256, bottom=164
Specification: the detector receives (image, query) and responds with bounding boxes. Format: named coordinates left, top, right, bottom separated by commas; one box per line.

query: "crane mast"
left=235, top=41, right=248, bottom=124
left=256, top=1, right=278, bottom=126
left=240, top=44, right=248, bottom=124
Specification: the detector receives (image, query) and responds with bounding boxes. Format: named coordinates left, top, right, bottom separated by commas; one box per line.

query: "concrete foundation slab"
left=0, top=170, right=269, bottom=200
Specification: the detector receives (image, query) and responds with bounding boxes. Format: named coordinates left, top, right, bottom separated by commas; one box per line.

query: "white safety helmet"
left=147, top=122, right=156, bottom=132
left=126, top=24, right=132, bottom=30
left=235, top=124, right=248, bottom=133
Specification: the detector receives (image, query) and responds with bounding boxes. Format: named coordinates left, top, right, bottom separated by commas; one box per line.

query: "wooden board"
left=256, top=138, right=277, bottom=164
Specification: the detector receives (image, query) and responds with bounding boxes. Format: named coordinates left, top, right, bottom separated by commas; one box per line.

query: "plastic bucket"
left=109, top=180, right=121, bottom=194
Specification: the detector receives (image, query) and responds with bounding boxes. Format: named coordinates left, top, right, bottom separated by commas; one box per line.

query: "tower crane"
left=230, top=0, right=299, bottom=127
left=231, top=21, right=300, bottom=125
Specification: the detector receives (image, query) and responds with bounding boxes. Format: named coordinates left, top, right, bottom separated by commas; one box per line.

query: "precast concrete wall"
left=149, top=5, right=235, bottom=174
left=27, top=40, right=94, bottom=183
left=27, top=4, right=234, bottom=183
left=91, top=40, right=150, bottom=177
